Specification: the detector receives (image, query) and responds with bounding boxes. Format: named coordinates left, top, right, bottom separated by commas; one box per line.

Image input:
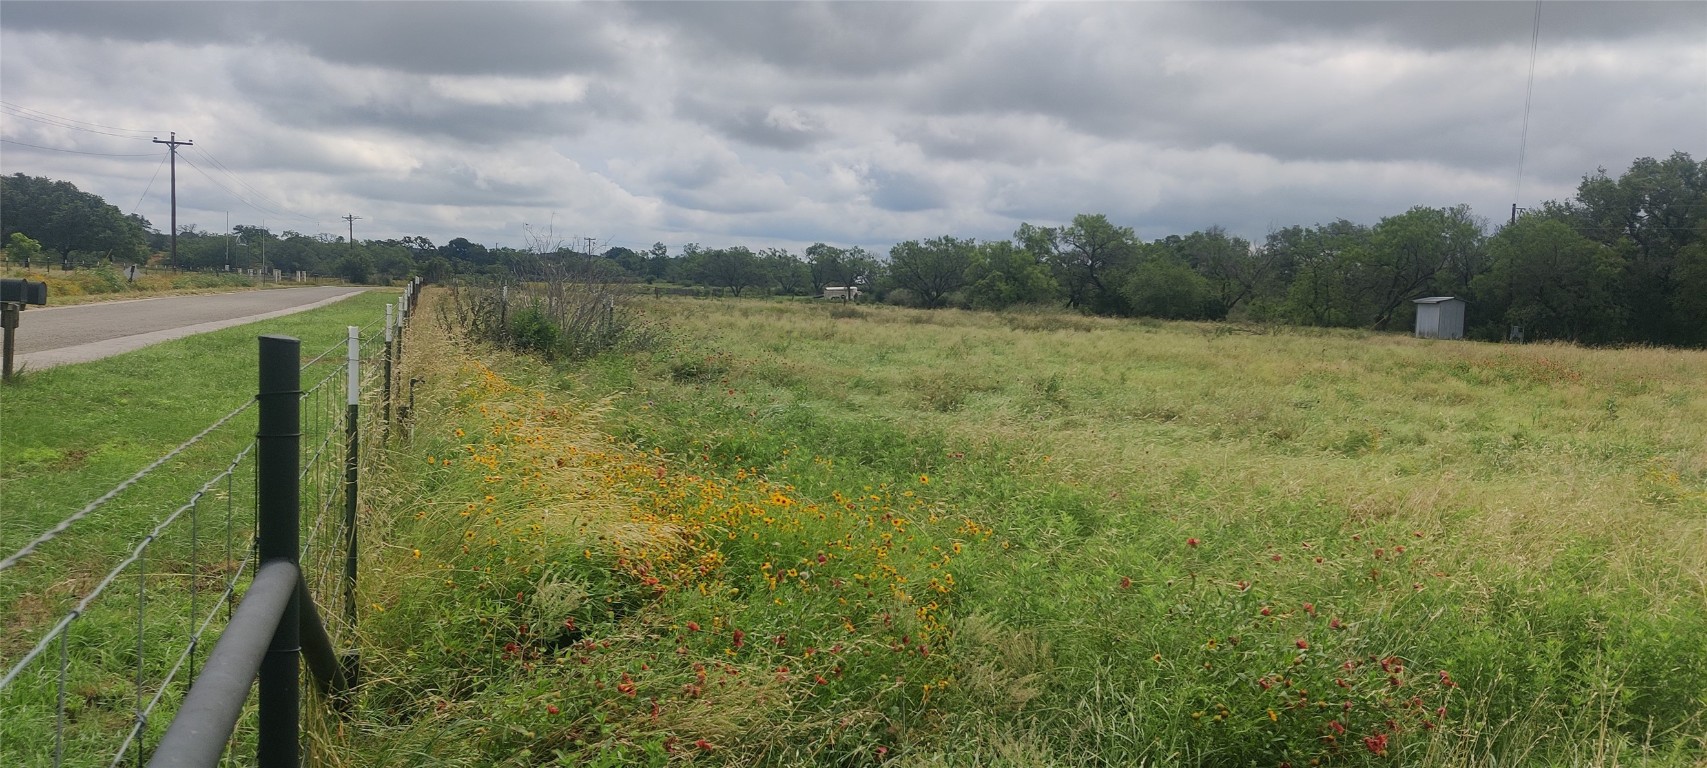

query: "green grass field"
left=328, top=293, right=1705, bottom=767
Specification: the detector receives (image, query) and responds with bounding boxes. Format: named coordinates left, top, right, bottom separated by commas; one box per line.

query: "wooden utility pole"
left=343, top=214, right=362, bottom=252
left=152, top=132, right=193, bottom=270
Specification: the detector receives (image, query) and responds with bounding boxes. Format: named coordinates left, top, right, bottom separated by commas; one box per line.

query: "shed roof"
left=1412, top=296, right=1465, bottom=305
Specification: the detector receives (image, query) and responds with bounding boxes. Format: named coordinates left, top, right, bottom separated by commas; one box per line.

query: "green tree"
left=4, top=232, right=44, bottom=268
left=806, top=243, right=878, bottom=296
left=964, top=240, right=1058, bottom=310
left=1473, top=217, right=1622, bottom=342
left=1021, top=214, right=1139, bottom=314
left=0, top=173, right=149, bottom=267
left=887, top=236, right=975, bottom=308
left=1122, top=257, right=1219, bottom=320
left=1168, top=227, right=1262, bottom=318
left=759, top=248, right=811, bottom=295
left=1362, top=206, right=1482, bottom=330
left=1282, top=220, right=1374, bottom=327
left=1566, top=152, right=1706, bottom=344
left=602, top=246, right=645, bottom=277
left=692, top=246, right=764, bottom=296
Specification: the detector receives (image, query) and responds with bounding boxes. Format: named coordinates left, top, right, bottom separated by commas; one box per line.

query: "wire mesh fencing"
left=1, top=280, right=419, bottom=767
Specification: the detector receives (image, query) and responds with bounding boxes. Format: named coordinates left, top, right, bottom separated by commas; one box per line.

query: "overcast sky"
left=2, top=1, right=1702, bottom=255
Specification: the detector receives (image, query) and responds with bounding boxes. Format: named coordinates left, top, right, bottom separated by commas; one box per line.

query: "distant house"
left=1413, top=297, right=1466, bottom=340
left=821, top=286, right=860, bottom=301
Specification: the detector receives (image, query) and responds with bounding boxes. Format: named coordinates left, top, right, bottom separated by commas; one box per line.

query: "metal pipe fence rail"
left=0, top=278, right=422, bottom=767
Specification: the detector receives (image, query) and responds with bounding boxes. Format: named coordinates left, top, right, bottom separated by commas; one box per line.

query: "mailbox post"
left=1, top=278, right=49, bottom=382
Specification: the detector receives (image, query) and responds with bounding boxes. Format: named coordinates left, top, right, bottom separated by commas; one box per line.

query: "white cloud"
left=2, top=1, right=1701, bottom=255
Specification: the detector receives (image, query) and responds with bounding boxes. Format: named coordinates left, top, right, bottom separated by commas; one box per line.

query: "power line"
left=1512, top=0, right=1543, bottom=222
left=177, top=151, right=313, bottom=223
left=0, top=105, right=158, bottom=141
left=130, top=152, right=171, bottom=218
left=0, top=137, right=164, bottom=157
left=188, top=145, right=313, bottom=223
left=0, top=100, right=163, bottom=136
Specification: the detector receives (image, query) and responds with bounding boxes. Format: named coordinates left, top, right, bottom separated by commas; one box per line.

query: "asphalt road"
left=10, top=286, right=368, bottom=370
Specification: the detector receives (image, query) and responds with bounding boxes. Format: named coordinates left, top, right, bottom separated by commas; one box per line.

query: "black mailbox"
left=0, top=278, right=48, bottom=305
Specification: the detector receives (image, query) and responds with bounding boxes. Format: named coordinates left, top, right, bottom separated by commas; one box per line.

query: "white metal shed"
left=1413, top=297, right=1466, bottom=340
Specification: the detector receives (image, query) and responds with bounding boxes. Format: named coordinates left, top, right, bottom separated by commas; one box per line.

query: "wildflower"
left=412, top=549, right=421, bottom=558
left=1303, top=602, right=1315, bottom=615
left=1260, top=606, right=1272, bottom=616
left=693, top=739, right=713, bottom=751
left=732, top=629, right=745, bottom=648
left=1119, top=576, right=1132, bottom=589
left=918, top=474, right=929, bottom=485
left=1187, top=537, right=1200, bottom=548
left=686, top=621, right=701, bottom=632
left=1363, top=732, right=1388, bottom=755
left=1329, top=617, right=1344, bottom=630
left=1295, top=638, right=1309, bottom=650
left=546, top=705, right=559, bottom=715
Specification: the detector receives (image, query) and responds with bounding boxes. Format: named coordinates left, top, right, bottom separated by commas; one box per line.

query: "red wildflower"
left=1260, top=605, right=1272, bottom=616
left=686, top=621, right=700, bottom=632
left=1303, top=602, right=1316, bottom=616
left=546, top=705, right=559, bottom=715
left=732, top=629, right=745, bottom=648
left=617, top=672, right=637, bottom=696
left=693, top=739, right=714, bottom=751
left=1187, top=537, right=1200, bottom=548
left=1363, top=732, right=1389, bottom=755
left=1329, top=617, right=1343, bottom=630
left=1119, top=576, right=1132, bottom=589
left=1295, top=638, right=1309, bottom=650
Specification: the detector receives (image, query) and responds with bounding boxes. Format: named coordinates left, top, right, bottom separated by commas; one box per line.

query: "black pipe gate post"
left=257, top=335, right=301, bottom=768
left=343, top=326, right=359, bottom=630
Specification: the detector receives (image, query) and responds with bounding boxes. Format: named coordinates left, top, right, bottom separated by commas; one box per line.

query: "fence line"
left=1, top=278, right=422, bottom=767
left=0, top=399, right=256, bottom=572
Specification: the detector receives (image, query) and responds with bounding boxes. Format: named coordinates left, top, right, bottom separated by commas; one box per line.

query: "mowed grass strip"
left=0, top=288, right=393, bottom=765
left=339, top=293, right=1705, bottom=767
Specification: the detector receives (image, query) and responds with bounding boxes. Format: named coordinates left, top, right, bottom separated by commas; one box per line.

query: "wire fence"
left=0, top=280, right=419, bottom=766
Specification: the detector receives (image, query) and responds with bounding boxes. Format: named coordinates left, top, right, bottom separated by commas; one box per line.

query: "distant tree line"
left=4, top=152, right=1702, bottom=346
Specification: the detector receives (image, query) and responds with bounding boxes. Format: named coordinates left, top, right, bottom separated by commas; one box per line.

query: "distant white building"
left=821, top=286, right=861, bottom=301
left=1413, top=297, right=1467, bottom=340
